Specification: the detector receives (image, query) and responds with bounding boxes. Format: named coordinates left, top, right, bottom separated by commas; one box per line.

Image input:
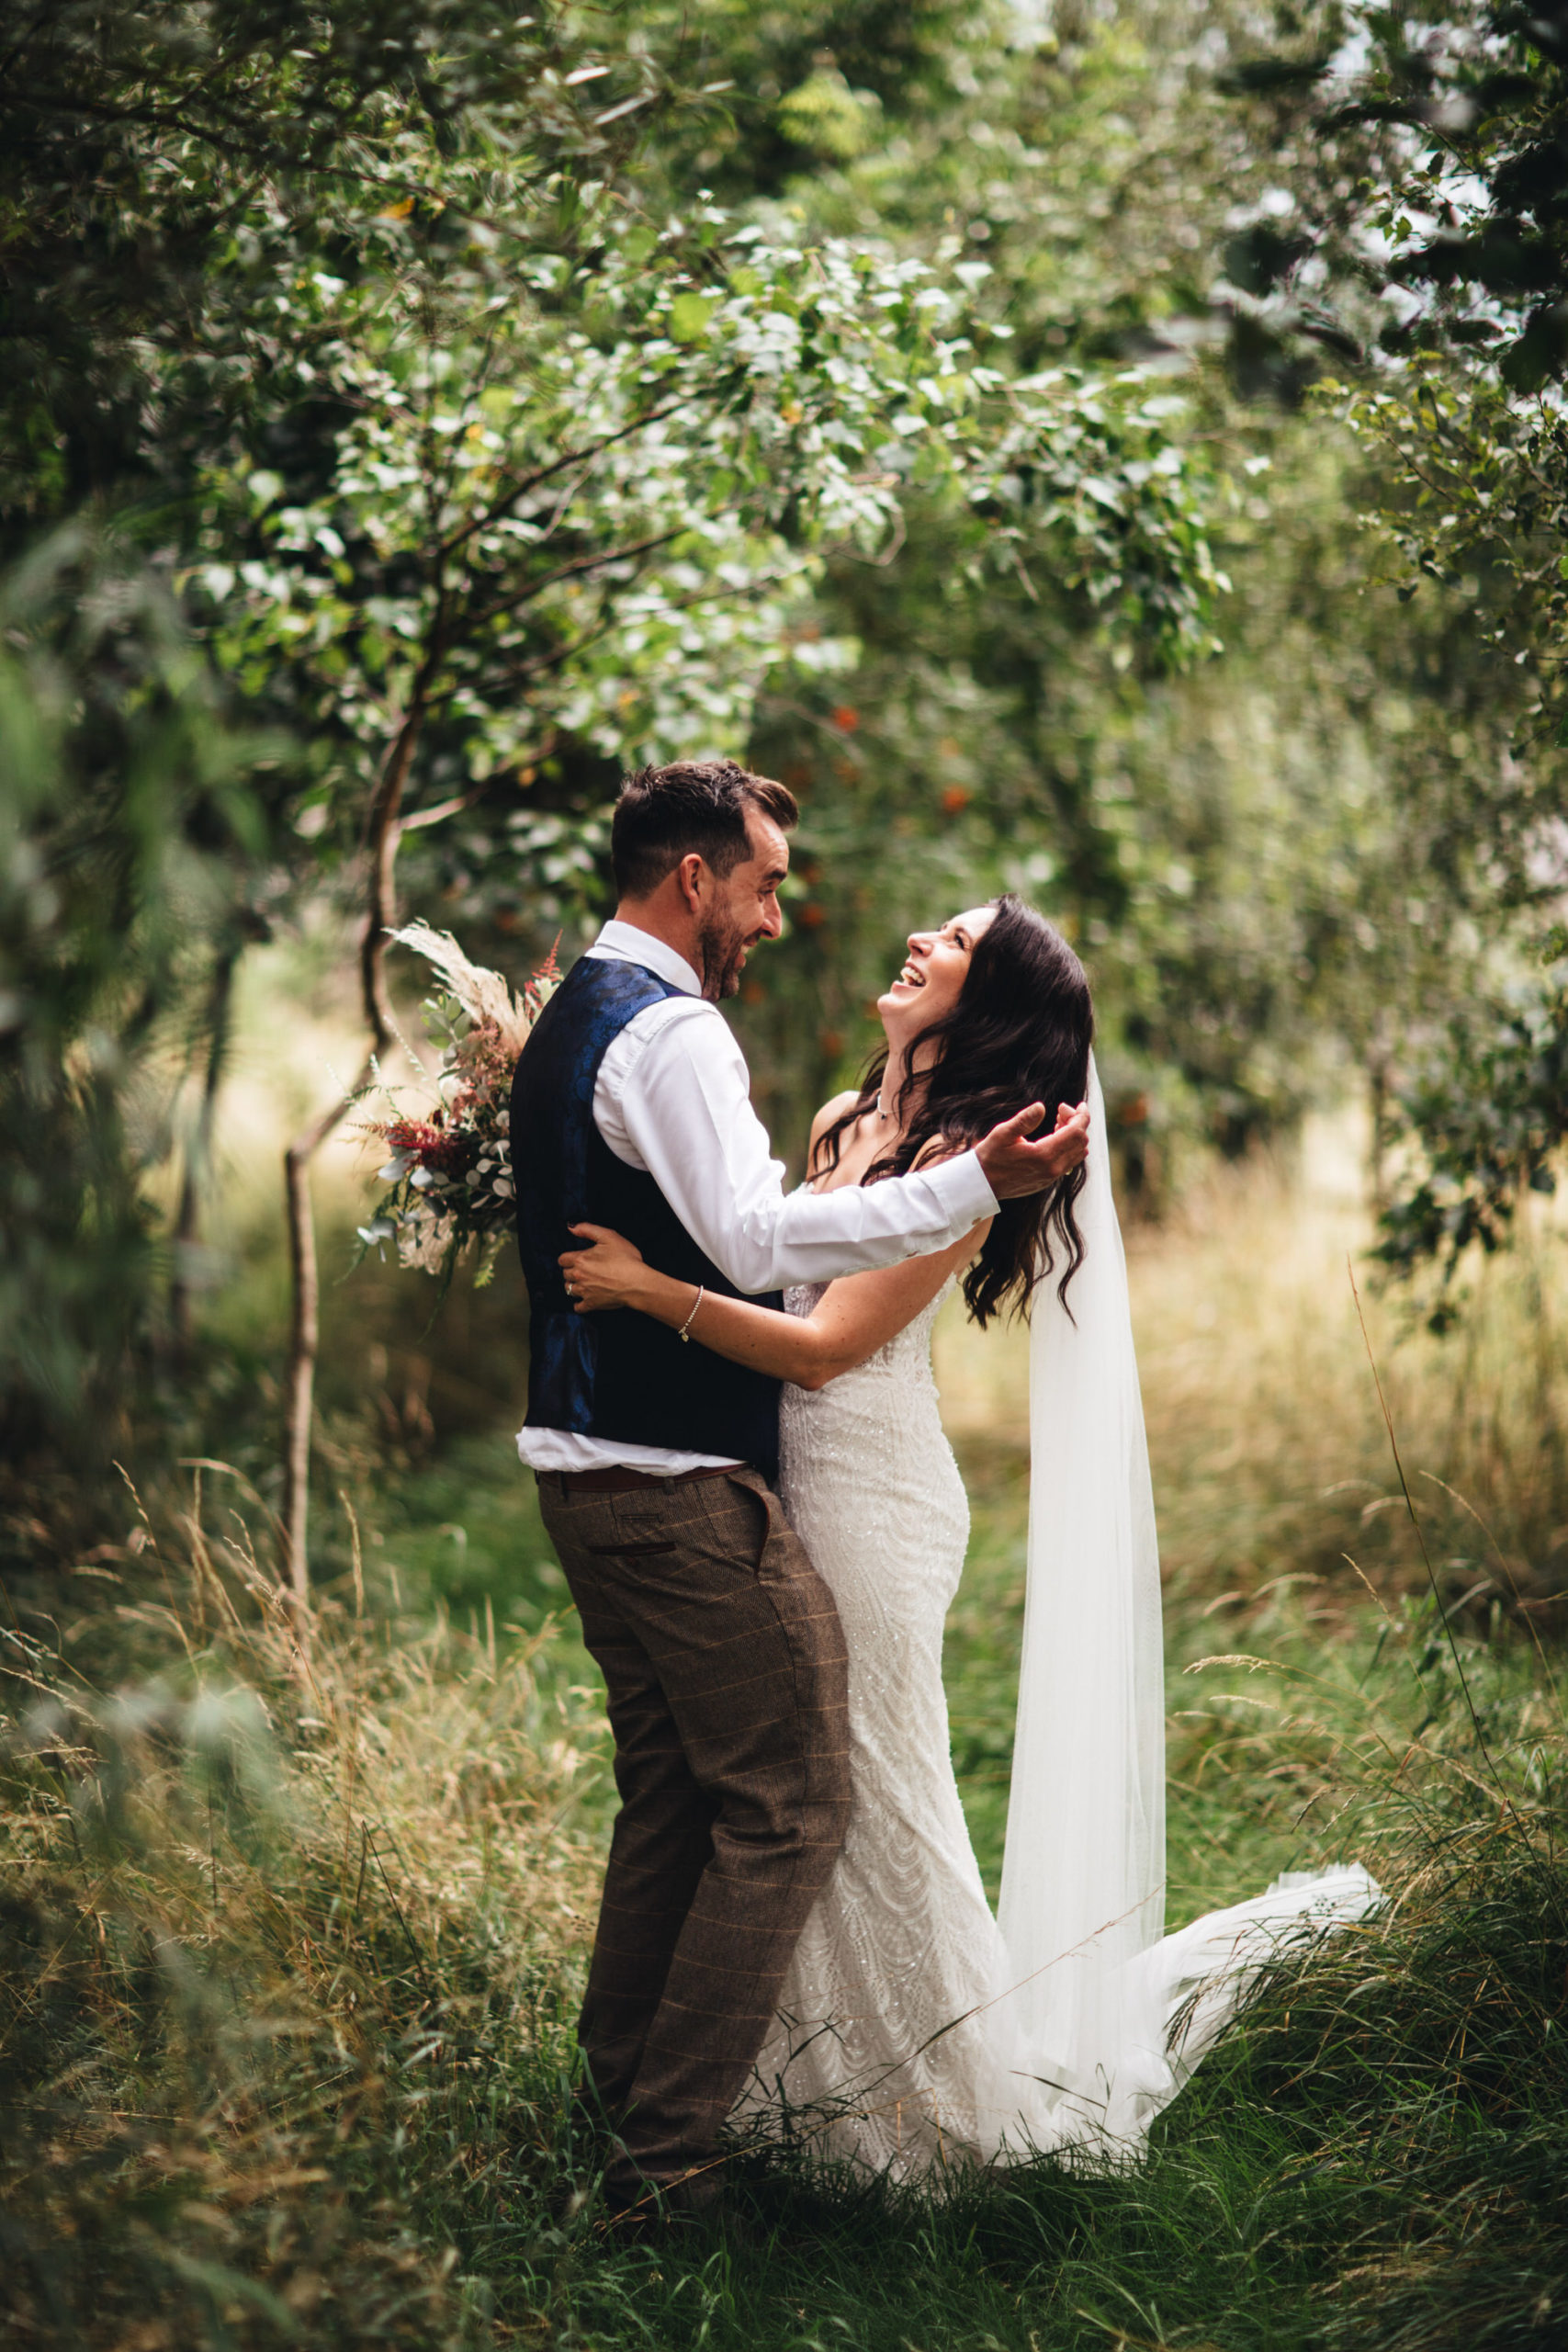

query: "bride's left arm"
left=771, top=1229, right=990, bottom=1386
left=558, top=1216, right=989, bottom=1389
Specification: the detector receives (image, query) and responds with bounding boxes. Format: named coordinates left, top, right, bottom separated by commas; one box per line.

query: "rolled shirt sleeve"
left=613, top=1001, right=998, bottom=1295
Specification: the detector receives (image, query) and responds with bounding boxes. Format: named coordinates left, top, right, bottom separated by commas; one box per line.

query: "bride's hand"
left=559, top=1223, right=647, bottom=1313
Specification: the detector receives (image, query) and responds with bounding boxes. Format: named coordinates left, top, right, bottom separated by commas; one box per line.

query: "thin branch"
left=398, top=788, right=483, bottom=834
left=4, top=84, right=626, bottom=214
left=360, top=695, right=433, bottom=1046
left=437, top=397, right=694, bottom=560
left=443, top=573, right=778, bottom=705
left=533, top=460, right=598, bottom=551
left=457, top=528, right=681, bottom=636
left=0, top=7, right=56, bottom=84
left=4, top=81, right=345, bottom=171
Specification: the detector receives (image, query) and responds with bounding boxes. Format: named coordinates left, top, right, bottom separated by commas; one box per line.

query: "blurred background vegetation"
left=5, top=0, right=1565, bottom=1517
left=3, top=2, right=1568, bottom=2346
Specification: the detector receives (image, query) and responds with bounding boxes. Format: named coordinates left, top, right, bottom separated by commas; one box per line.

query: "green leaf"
left=667, top=292, right=716, bottom=345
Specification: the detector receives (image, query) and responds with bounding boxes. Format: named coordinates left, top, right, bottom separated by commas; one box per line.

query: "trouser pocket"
left=706, top=1472, right=776, bottom=1577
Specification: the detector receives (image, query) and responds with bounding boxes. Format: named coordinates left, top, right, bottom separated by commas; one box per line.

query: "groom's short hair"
left=612, top=760, right=799, bottom=901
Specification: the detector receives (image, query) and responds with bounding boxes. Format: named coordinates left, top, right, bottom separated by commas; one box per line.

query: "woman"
left=560, top=895, right=1377, bottom=2176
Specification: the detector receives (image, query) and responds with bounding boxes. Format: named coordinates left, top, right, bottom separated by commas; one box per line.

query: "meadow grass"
left=4, top=1469, right=1563, bottom=2352
left=5, top=1124, right=1567, bottom=2348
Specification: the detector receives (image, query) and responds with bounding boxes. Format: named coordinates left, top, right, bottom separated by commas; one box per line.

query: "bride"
left=559, top=893, right=1378, bottom=2177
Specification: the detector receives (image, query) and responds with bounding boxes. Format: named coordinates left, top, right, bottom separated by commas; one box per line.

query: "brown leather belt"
left=544, top=1463, right=743, bottom=1496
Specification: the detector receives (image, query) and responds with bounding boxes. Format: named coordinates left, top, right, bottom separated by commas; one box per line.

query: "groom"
left=512, top=758, right=1089, bottom=2215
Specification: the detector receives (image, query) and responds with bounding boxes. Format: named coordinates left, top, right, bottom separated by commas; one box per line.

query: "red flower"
left=830, top=706, right=859, bottom=734
left=381, top=1117, right=476, bottom=1176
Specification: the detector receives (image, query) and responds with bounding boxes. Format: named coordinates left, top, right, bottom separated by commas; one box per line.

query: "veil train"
left=988, top=1054, right=1380, bottom=2160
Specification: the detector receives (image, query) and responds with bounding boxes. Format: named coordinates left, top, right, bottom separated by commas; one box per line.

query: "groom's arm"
left=611, top=1003, right=998, bottom=1295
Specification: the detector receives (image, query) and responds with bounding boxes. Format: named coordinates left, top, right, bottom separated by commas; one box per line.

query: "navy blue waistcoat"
left=511, top=956, right=783, bottom=1478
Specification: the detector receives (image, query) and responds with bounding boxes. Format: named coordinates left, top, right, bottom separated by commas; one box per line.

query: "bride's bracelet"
left=676, top=1285, right=705, bottom=1344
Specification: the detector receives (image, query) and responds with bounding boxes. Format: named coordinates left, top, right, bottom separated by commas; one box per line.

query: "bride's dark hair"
left=809, top=895, right=1093, bottom=1325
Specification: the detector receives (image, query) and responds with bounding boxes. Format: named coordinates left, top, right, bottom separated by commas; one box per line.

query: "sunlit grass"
left=937, top=1106, right=1568, bottom=1617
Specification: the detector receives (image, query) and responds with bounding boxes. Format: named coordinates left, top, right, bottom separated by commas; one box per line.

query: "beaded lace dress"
left=737, top=1272, right=1023, bottom=2176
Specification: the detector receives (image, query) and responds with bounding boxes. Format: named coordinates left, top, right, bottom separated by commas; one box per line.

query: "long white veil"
left=991, top=1052, right=1378, bottom=2159
left=993, top=1053, right=1169, bottom=2142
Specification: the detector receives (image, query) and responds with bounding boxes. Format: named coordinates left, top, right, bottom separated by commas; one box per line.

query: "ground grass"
left=4, top=1473, right=1564, bottom=2352
left=5, top=1092, right=1567, bottom=2349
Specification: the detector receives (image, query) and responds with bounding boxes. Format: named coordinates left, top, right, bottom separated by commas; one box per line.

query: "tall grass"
left=4, top=1450, right=1565, bottom=2350
left=0, top=1487, right=605, bottom=2347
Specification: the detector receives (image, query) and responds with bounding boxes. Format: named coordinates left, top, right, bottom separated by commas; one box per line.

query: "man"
left=511, top=759, right=1089, bottom=2219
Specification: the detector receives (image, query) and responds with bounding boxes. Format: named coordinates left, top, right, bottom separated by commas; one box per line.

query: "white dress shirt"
left=516, top=917, right=998, bottom=1473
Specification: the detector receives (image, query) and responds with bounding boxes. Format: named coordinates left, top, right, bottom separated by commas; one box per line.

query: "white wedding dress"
left=735, top=1074, right=1379, bottom=2179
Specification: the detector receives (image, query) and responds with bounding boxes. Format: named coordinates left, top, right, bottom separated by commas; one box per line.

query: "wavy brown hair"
left=810, top=896, right=1093, bottom=1325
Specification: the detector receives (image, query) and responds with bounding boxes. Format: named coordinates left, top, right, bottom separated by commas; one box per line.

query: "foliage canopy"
left=2, top=0, right=1564, bottom=1456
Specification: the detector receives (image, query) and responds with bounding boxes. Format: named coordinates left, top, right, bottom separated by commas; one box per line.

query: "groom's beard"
left=696, top=910, right=751, bottom=1001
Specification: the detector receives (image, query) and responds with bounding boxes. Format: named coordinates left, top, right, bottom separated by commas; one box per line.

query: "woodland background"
left=3, top=5, right=1568, bottom=2348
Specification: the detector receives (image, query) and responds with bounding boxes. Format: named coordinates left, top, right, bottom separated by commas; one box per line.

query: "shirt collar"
left=592, top=917, right=704, bottom=999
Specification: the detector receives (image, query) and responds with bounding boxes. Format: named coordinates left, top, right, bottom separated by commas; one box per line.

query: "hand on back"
left=560, top=1223, right=647, bottom=1312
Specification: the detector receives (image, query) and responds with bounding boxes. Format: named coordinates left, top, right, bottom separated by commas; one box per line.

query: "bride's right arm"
left=559, top=1218, right=987, bottom=1389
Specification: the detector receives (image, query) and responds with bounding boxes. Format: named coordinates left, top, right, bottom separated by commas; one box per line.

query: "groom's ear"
left=674, top=850, right=709, bottom=914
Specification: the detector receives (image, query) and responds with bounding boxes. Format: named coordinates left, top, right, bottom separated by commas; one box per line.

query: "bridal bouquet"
left=358, top=922, right=558, bottom=1287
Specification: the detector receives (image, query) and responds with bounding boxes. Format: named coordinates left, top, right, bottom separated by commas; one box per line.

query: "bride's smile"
left=878, top=907, right=995, bottom=1036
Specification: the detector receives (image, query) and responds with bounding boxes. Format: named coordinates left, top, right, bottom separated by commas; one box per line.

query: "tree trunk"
left=280, top=1082, right=367, bottom=1605
left=170, top=944, right=240, bottom=1356
left=280, top=693, right=429, bottom=1595
left=1368, top=1036, right=1392, bottom=1218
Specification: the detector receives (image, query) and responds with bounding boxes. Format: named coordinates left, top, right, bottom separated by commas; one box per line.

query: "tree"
left=0, top=525, right=266, bottom=1469
left=1220, top=0, right=1568, bottom=1302
left=672, top=2, right=1488, bottom=1183
left=0, top=0, right=1229, bottom=1580
left=197, top=170, right=1223, bottom=1586
left=15, top=0, right=1505, bottom=1555
left=0, top=0, right=661, bottom=1501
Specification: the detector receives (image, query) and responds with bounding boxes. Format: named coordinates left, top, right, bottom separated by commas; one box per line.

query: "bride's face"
left=877, top=906, right=995, bottom=1046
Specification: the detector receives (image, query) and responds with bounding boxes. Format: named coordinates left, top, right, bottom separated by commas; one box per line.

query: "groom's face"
left=695, top=809, right=789, bottom=1001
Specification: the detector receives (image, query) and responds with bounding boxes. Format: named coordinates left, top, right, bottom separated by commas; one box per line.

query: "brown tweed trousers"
left=537, top=1464, right=851, bottom=2197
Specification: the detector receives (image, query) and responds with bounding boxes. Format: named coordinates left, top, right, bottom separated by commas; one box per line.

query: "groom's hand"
left=975, top=1099, right=1090, bottom=1199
